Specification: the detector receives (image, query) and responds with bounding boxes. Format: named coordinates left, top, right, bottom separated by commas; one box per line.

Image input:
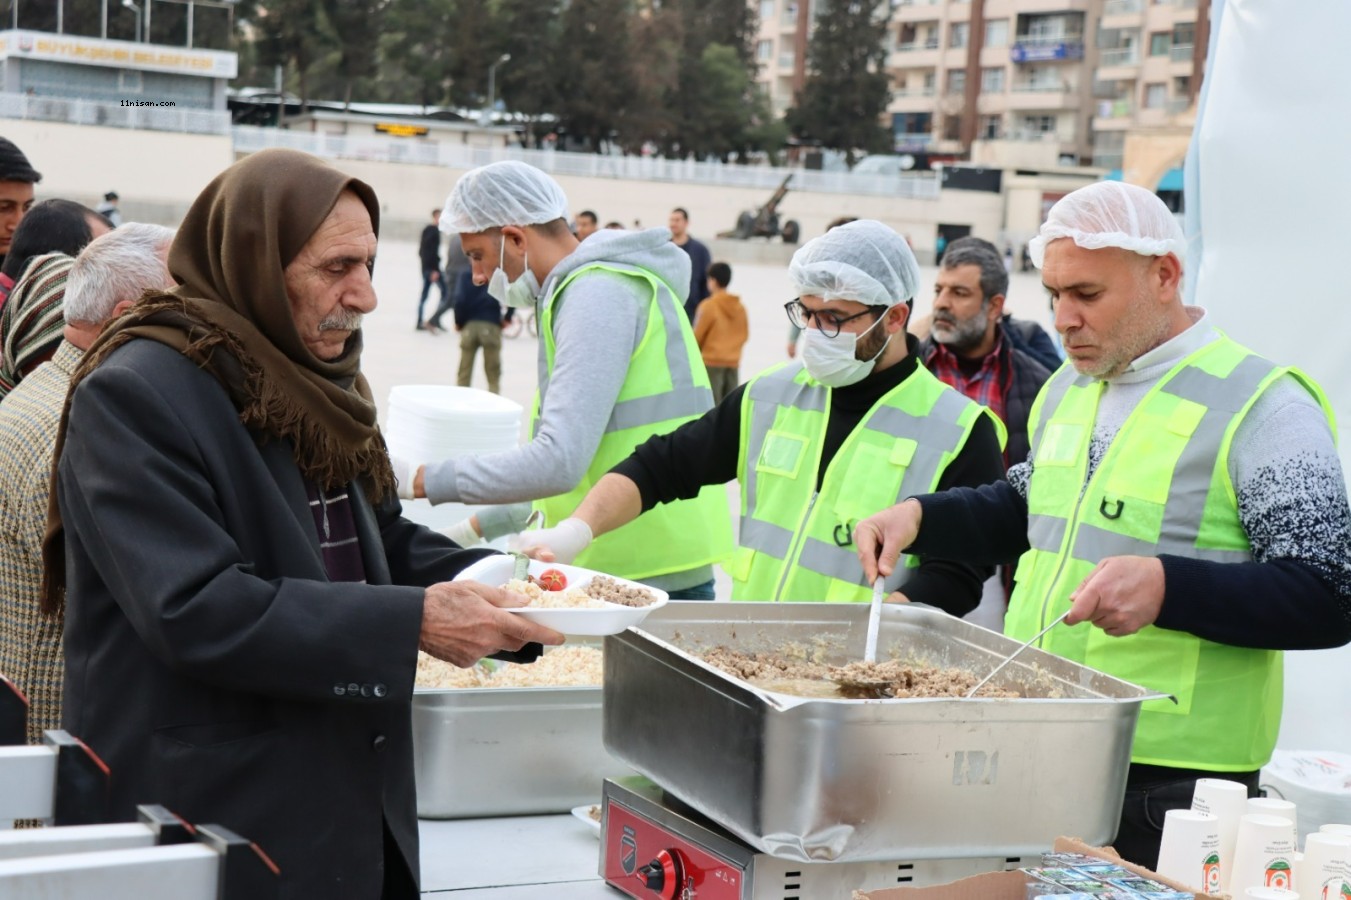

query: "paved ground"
left=362, top=237, right=1057, bottom=599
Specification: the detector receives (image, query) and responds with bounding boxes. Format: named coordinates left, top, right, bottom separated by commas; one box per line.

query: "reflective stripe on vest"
left=1008, top=334, right=1336, bottom=771
left=733, top=361, right=1004, bottom=602
left=530, top=261, right=733, bottom=580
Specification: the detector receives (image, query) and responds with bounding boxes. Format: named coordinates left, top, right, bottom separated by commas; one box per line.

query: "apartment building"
left=752, top=0, right=1205, bottom=168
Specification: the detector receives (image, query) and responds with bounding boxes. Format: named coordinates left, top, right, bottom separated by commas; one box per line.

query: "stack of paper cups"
left=1157, top=808, right=1223, bottom=893
left=1243, top=889, right=1299, bottom=899
left=1300, top=832, right=1351, bottom=899
left=1231, top=814, right=1299, bottom=896
left=1249, top=797, right=1300, bottom=842
left=1193, top=778, right=1250, bottom=890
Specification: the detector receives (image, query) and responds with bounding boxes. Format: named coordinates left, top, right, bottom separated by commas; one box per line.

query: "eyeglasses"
left=784, top=299, right=884, bottom=338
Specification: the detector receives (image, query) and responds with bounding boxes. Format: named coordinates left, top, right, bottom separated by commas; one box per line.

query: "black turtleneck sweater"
left=612, top=341, right=1006, bottom=614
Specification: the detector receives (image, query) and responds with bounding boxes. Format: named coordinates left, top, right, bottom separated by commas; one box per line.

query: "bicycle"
left=501, top=309, right=538, bottom=339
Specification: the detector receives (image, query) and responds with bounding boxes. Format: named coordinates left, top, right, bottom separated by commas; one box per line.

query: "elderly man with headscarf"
left=855, top=181, right=1351, bottom=868
left=400, top=161, right=734, bottom=599
left=518, top=218, right=1006, bottom=609
left=43, top=149, right=563, bottom=899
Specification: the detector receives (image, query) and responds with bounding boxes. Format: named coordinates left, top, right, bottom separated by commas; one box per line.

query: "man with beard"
left=921, top=237, right=1053, bottom=466
left=46, top=149, right=562, bottom=899
left=517, top=219, right=1007, bottom=609
left=855, top=181, right=1351, bottom=869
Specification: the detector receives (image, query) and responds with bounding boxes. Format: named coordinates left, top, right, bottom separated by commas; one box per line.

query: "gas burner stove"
left=600, top=777, right=1034, bottom=900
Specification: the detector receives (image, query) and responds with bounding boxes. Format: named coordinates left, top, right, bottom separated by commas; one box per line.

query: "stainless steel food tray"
left=603, top=602, right=1167, bottom=862
left=413, top=681, right=631, bottom=818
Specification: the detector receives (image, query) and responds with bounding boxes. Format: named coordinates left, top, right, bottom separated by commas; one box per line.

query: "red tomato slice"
left=537, top=569, right=568, bottom=592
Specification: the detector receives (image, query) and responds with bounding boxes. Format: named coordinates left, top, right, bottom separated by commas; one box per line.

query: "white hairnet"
left=440, top=160, right=570, bottom=234
left=788, top=219, right=920, bottom=307
left=1028, top=180, right=1185, bottom=268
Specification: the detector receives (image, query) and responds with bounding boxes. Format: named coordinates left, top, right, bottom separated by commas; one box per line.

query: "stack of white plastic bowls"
left=385, top=385, right=524, bottom=532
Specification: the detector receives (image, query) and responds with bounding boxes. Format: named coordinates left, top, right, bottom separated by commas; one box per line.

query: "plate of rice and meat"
left=452, top=556, right=668, bottom=635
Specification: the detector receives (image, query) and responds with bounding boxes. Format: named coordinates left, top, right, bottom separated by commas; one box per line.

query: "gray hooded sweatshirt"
left=423, top=227, right=714, bottom=592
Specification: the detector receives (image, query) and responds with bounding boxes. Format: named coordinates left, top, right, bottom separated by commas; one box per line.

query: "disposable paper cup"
left=1157, top=808, right=1223, bottom=893
left=1230, top=814, right=1299, bottom=896
left=1300, top=832, right=1351, bottom=900
left=1194, top=778, right=1251, bottom=889
left=1244, top=889, right=1299, bottom=899
left=1250, top=797, right=1300, bottom=838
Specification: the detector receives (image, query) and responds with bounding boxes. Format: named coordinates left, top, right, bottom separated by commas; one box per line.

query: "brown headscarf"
left=41, top=148, right=396, bottom=613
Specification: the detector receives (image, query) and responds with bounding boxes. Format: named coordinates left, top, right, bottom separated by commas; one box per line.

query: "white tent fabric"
left=1185, top=0, right=1351, bottom=754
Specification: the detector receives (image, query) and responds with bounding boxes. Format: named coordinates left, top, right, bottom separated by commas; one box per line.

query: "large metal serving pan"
left=412, top=663, right=631, bottom=818
left=603, top=602, right=1167, bottom=863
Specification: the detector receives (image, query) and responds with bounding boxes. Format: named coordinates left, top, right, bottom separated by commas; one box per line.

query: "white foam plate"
left=570, top=804, right=602, bottom=836
left=452, top=556, right=668, bottom=636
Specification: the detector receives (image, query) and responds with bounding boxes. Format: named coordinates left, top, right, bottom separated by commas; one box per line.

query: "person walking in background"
left=417, top=207, right=448, bottom=332
left=934, top=231, right=948, bottom=265
left=574, top=210, right=598, bottom=241
left=95, top=191, right=122, bottom=228
left=693, top=262, right=748, bottom=404
left=428, top=231, right=471, bottom=334
left=453, top=269, right=508, bottom=394
left=669, top=206, right=710, bottom=321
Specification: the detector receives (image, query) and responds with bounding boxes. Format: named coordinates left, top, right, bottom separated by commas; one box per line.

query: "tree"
left=788, top=0, right=893, bottom=166
left=443, top=0, right=503, bottom=108
left=496, top=0, right=565, bottom=144
left=376, top=0, right=457, bottom=108
left=554, top=0, right=639, bottom=151
left=321, top=0, right=388, bottom=108
left=254, top=0, right=327, bottom=111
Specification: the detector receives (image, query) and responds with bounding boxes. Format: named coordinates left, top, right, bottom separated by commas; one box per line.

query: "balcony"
left=1092, top=151, right=1125, bottom=168
left=893, top=132, right=935, bottom=151
left=1103, top=0, right=1142, bottom=14
left=1170, top=44, right=1195, bottom=63
left=889, top=40, right=942, bottom=68
left=780, top=12, right=799, bottom=29
left=1092, top=99, right=1134, bottom=130
left=1007, top=83, right=1078, bottom=110
left=1167, top=96, right=1193, bottom=114
left=778, top=52, right=795, bottom=70
left=1098, top=46, right=1140, bottom=67
left=1010, top=36, right=1085, bottom=64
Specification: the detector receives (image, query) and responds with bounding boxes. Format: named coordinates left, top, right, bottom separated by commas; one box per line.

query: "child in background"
left=693, top=261, right=749, bottom=404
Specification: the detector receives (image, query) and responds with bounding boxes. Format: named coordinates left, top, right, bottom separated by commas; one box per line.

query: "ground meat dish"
left=699, top=647, right=1019, bottom=699
left=586, top=574, right=659, bottom=607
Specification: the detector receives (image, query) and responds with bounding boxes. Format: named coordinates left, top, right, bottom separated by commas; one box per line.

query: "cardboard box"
left=853, top=837, right=1226, bottom=900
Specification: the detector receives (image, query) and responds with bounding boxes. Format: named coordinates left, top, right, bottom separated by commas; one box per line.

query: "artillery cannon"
left=718, top=174, right=801, bottom=244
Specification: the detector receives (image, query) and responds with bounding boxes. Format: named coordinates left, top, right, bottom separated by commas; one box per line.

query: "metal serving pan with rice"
left=602, top=602, right=1168, bottom=863
left=412, top=643, right=630, bottom=818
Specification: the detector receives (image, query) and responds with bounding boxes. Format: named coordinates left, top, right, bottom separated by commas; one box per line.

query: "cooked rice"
left=416, top=646, right=604, bottom=689
left=504, top=578, right=607, bottom=609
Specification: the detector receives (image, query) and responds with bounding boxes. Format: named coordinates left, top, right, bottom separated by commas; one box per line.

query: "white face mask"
left=486, top=237, right=540, bottom=308
left=800, top=308, right=895, bottom=387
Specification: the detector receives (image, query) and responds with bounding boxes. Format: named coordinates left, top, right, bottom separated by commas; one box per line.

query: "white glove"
left=441, top=517, right=482, bottom=548
left=390, top=455, right=419, bottom=501
left=509, top=517, right=593, bottom=564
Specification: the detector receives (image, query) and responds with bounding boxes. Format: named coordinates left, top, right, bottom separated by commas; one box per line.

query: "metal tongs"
left=964, top=610, right=1070, bottom=699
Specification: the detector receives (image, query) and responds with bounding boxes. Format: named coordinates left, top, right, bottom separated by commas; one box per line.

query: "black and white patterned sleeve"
left=1230, top=375, right=1351, bottom=618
